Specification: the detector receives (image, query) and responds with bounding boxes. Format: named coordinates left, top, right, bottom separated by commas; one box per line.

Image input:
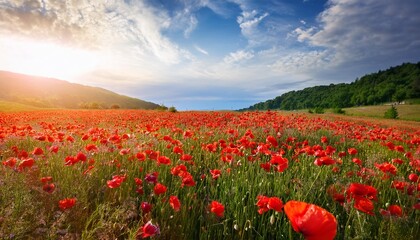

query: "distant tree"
left=79, top=102, right=89, bottom=109
left=90, top=102, right=100, bottom=109
left=110, top=104, right=121, bottom=109
left=156, top=104, right=168, bottom=111
left=332, top=108, right=345, bottom=114
left=168, top=106, right=178, bottom=113
left=392, top=89, right=406, bottom=103
left=384, top=105, right=399, bottom=119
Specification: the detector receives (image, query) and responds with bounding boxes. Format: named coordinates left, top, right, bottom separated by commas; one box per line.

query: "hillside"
left=242, top=62, right=420, bottom=111
left=0, top=71, right=160, bottom=110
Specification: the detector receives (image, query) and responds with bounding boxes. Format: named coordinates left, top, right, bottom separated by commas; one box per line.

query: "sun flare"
left=0, top=37, right=99, bottom=80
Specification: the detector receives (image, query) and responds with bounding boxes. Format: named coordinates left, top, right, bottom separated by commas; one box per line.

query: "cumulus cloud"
left=0, top=0, right=93, bottom=47
left=292, top=0, right=420, bottom=63
left=0, top=0, right=188, bottom=64
left=236, top=10, right=269, bottom=45
left=223, top=50, right=254, bottom=64
left=271, top=50, right=332, bottom=73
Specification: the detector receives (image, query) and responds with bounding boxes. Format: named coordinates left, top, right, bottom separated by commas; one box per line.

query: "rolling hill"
left=241, top=62, right=420, bottom=111
left=0, top=71, right=160, bottom=110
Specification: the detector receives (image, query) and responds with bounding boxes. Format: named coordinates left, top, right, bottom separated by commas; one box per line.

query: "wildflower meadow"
left=0, top=110, right=419, bottom=239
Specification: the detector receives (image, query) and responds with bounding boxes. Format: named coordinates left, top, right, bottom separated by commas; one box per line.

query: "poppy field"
left=0, top=110, right=419, bottom=239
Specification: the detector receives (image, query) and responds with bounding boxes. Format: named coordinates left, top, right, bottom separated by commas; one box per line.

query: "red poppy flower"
left=154, top=183, right=167, bottom=195
left=392, top=158, right=403, bottom=165
left=256, top=195, right=283, bottom=214
left=391, top=181, right=408, bottom=192
left=346, top=183, right=377, bottom=201
left=394, top=145, right=404, bottom=153
left=66, top=135, right=74, bottom=142
left=171, top=164, right=187, bottom=176
left=107, top=175, right=126, bottom=188
left=353, top=196, right=375, bottom=215
left=43, top=183, right=56, bottom=193
left=64, top=156, right=78, bottom=166
left=85, top=144, right=98, bottom=152
left=256, top=195, right=270, bottom=214
left=260, top=162, right=271, bottom=172
left=141, top=202, right=152, bottom=214
left=3, top=157, right=17, bottom=168
left=180, top=172, right=196, bottom=187
left=32, top=147, right=44, bottom=155
left=380, top=204, right=403, bottom=217
left=40, top=176, right=53, bottom=183
left=119, top=148, right=131, bottom=155
left=284, top=201, right=337, bottom=240
left=173, top=146, right=184, bottom=155
left=18, top=158, right=35, bottom=171
left=348, top=148, right=358, bottom=155
left=18, top=150, right=28, bottom=159
left=268, top=197, right=283, bottom=212
left=210, top=169, right=221, bottom=180
left=49, top=145, right=59, bottom=153
left=134, top=178, right=143, bottom=186
left=209, top=201, right=224, bottom=217
left=81, top=134, right=89, bottom=141
left=76, top=152, right=87, bottom=162
left=408, top=173, right=418, bottom=182
left=145, top=172, right=158, bottom=184
left=270, top=154, right=288, bottom=172
left=388, top=205, right=403, bottom=216
left=136, top=220, right=160, bottom=239
left=338, top=151, right=346, bottom=158
left=314, top=156, right=335, bottom=166
left=352, top=158, right=363, bottom=166
left=157, top=155, right=171, bottom=165
left=375, top=162, right=397, bottom=175
left=59, top=198, right=77, bottom=210
left=135, top=152, right=146, bottom=161
left=169, top=196, right=181, bottom=212
left=180, top=154, right=192, bottom=161
left=327, top=184, right=345, bottom=205
left=266, top=135, right=278, bottom=147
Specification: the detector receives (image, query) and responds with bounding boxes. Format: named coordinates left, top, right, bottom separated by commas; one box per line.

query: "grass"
left=0, top=100, right=40, bottom=112
left=342, top=104, right=420, bottom=121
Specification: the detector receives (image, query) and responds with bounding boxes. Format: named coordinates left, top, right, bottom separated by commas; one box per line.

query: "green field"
left=0, top=100, right=41, bottom=112
left=342, top=104, right=420, bottom=121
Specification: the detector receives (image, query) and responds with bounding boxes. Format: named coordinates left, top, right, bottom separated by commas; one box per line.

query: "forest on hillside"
left=243, top=62, right=420, bottom=111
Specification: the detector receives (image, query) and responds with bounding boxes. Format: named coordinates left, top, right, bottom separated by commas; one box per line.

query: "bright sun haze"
left=0, top=37, right=98, bottom=80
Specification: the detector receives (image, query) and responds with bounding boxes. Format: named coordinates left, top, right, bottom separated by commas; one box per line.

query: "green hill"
left=0, top=71, right=160, bottom=110
left=241, top=62, right=420, bottom=111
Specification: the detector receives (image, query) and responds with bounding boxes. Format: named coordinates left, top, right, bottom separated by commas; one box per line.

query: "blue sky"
left=1, top=0, right=420, bottom=110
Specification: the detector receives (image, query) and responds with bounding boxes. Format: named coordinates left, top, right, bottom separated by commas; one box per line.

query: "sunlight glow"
left=0, top=37, right=99, bottom=80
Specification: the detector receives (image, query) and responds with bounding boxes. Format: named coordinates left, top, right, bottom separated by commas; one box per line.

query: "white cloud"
left=194, top=45, right=209, bottom=55
left=292, top=0, right=420, bottom=64
left=236, top=10, right=269, bottom=45
left=0, top=0, right=189, bottom=65
left=291, top=27, right=316, bottom=42
left=183, top=15, right=198, bottom=38
left=271, top=50, right=332, bottom=73
left=223, top=50, right=254, bottom=64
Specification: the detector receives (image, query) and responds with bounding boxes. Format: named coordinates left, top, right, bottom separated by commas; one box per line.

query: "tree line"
left=242, top=62, right=420, bottom=111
